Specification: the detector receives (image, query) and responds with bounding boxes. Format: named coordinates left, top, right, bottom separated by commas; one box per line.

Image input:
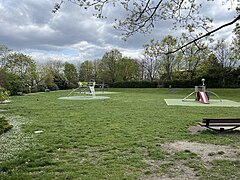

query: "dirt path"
left=141, top=141, right=240, bottom=180
left=163, top=141, right=240, bottom=162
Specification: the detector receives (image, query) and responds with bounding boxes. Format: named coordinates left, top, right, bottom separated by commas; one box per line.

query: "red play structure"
left=182, top=78, right=221, bottom=104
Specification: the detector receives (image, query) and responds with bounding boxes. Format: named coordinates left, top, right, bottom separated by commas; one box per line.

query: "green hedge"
left=112, top=81, right=158, bottom=88
left=163, top=78, right=240, bottom=88
left=163, top=79, right=197, bottom=88
left=163, top=68, right=240, bottom=88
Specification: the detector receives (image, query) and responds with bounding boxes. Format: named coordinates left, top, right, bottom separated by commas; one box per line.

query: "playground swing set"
left=182, top=78, right=222, bottom=104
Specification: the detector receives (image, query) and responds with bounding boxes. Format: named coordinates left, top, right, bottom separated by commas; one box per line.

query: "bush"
left=67, top=82, right=78, bottom=89
left=224, top=68, right=240, bottom=88
left=53, top=74, right=68, bottom=90
left=0, top=71, right=22, bottom=95
left=20, top=86, right=31, bottom=94
left=0, top=116, right=13, bottom=135
left=37, top=84, right=47, bottom=92
left=0, top=87, right=10, bottom=103
left=47, top=83, right=59, bottom=91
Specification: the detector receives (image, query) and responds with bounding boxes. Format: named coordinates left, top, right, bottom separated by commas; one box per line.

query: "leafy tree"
left=159, top=35, right=178, bottom=80
left=201, top=53, right=223, bottom=87
left=5, top=53, right=37, bottom=92
left=234, top=4, right=240, bottom=45
left=116, top=57, right=140, bottom=81
left=46, top=60, right=64, bottom=75
left=64, top=62, right=78, bottom=88
left=224, top=67, right=240, bottom=87
left=138, top=60, right=147, bottom=80
left=180, top=43, right=209, bottom=80
left=231, top=4, right=240, bottom=65
left=0, top=44, right=11, bottom=70
left=53, top=0, right=240, bottom=53
left=143, top=39, right=162, bottom=81
left=211, top=40, right=239, bottom=86
left=143, top=36, right=179, bottom=81
left=53, top=73, right=68, bottom=90
left=79, top=60, right=95, bottom=82
left=43, top=70, right=56, bottom=90
left=98, top=49, right=122, bottom=84
left=213, top=40, right=237, bottom=68
left=34, top=63, right=53, bottom=91
left=174, top=52, right=183, bottom=72
left=0, top=70, right=22, bottom=94
left=231, top=38, right=240, bottom=66
left=92, top=59, right=101, bottom=82
left=35, top=60, right=65, bottom=91
left=44, top=60, right=66, bottom=90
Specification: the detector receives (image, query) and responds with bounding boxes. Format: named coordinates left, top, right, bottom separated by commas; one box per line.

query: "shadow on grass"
left=201, top=129, right=240, bottom=136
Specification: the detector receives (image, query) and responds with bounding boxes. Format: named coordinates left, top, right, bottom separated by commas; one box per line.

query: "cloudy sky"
left=0, top=0, right=238, bottom=65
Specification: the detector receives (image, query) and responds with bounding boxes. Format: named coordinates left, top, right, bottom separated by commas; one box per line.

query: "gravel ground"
left=0, top=116, right=33, bottom=162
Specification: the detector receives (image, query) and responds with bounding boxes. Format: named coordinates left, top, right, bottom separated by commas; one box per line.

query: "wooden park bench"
left=198, top=118, right=240, bottom=131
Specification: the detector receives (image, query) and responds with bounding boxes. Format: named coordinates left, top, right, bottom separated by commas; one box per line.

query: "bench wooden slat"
left=202, top=118, right=240, bottom=123
left=199, top=118, right=240, bottom=131
left=199, top=123, right=240, bottom=127
left=203, top=118, right=240, bottom=120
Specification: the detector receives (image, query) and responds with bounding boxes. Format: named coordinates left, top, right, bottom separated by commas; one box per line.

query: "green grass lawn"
left=0, top=88, right=240, bottom=179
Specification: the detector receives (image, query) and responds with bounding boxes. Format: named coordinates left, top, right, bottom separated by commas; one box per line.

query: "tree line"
left=0, top=35, right=239, bottom=95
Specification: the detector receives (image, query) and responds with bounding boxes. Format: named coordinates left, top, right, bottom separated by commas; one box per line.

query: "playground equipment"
left=58, top=80, right=112, bottom=101
left=182, top=78, right=222, bottom=104
left=68, top=81, right=96, bottom=97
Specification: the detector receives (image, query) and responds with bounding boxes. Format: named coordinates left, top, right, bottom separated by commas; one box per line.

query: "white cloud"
left=0, top=0, right=238, bottom=64
left=27, top=50, right=83, bottom=65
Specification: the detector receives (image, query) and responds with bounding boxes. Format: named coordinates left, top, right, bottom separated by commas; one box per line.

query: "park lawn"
left=0, top=88, right=240, bottom=179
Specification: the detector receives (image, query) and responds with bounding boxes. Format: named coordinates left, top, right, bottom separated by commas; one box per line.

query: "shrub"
left=163, top=79, right=196, bottom=88
left=0, top=116, right=13, bottom=135
left=37, top=84, right=47, bottom=92
left=112, top=81, right=158, bottom=88
left=0, top=71, right=22, bottom=95
left=0, top=87, right=10, bottom=103
left=53, top=74, right=68, bottom=90
left=47, top=83, right=59, bottom=91
left=67, top=82, right=78, bottom=89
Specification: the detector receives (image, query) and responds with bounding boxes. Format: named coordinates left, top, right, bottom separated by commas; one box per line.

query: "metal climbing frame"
left=182, top=86, right=222, bottom=102
left=67, top=82, right=94, bottom=97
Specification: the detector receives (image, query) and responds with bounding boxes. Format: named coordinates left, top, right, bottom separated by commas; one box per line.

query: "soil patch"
left=140, top=161, right=197, bottom=180
left=189, top=125, right=240, bottom=134
left=188, top=125, right=206, bottom=134
left=141, top=141, right=240, bottom=180
left=162, top=141, right=240, bottom=162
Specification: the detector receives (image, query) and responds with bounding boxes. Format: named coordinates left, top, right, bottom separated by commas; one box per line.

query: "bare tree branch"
left=167, top=14, right=240, bottom=54
left=53, top=0, right=239, bottom=55
left=120, top=0, right=165, bottom=37
left=135, top=0, right=151, bottom=22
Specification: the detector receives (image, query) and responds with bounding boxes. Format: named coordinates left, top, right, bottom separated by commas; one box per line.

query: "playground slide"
left=89, top=86, right=95, bottom=96
left=199, top=92, right=209, bottom=104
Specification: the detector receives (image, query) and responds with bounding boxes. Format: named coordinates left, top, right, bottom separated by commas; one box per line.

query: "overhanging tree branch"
left=53, top=0, right=239, bottom=55
left=135, top=0, right=151, bottom=22
left=125, top=0, right=164, bottom=36
left=167, top=14, right=240, bottom=54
